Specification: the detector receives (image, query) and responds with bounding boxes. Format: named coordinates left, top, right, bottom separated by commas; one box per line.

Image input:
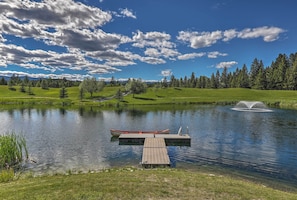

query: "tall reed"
left=0, top=132, right=28, bottom=169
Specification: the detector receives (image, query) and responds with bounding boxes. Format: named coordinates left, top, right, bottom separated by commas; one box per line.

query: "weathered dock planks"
left=141, top=138, right=170, bottom=167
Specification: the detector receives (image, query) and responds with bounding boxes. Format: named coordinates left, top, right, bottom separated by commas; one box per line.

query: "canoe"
left=110, top=129, right=170, bottom=137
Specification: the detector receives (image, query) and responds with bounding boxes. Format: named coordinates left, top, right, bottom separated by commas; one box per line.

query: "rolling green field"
left=1, top=85, right=297, bottom=109
left=1, top=167, right=297, bottom=200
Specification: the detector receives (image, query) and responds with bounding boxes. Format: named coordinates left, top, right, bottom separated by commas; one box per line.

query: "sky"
left=0, top=0, right=296, bottom=82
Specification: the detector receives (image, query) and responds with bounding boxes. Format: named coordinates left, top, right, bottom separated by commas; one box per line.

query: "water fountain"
left=231, top=101, right=273, bottom=112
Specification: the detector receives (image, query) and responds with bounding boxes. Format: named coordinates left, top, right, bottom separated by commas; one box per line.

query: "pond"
left=0, top=105, right=297, bottom=184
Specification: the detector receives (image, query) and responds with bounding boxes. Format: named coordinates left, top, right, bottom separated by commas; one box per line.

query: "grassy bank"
left=1, top=85, right=297, bottom=109
left=0, top=168, right=296, bottom=199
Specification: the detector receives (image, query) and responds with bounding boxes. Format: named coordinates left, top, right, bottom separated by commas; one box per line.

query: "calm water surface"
left=1, top=105, right=297, bottom=184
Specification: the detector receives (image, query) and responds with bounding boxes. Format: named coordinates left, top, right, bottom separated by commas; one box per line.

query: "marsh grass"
left=0, top=132, right=28, bottom=169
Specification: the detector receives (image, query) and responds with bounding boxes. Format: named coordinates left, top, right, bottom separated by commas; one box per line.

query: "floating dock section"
left=119, top=134, right=191, bottom=146
left=118, top=133, right=191, bottom=167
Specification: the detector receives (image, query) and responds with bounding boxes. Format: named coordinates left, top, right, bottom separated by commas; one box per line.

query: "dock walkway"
left=118, top=133, right=191, bottom=167
left=141, top=138, right=170, bottom=167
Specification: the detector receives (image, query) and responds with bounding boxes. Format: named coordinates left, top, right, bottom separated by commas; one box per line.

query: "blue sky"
left=0, top=0, right=296, bottom=82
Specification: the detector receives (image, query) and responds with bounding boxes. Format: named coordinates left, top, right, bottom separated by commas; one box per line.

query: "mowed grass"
left=1, top=168, right=297, bottom=200
left=0, top=85, right=122, bottom=106
left=127, top=87, right=297, bottom=108
left=1, top=85, right=297, bottom=108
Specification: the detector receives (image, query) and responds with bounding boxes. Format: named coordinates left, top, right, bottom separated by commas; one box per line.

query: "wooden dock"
left=119, top=133, right=191, bottom=146
left=141, top=138, right=170, bottom=168
left=118, top=133, right=191, bottom=167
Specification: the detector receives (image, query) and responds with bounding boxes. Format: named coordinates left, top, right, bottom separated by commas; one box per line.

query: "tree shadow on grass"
left=133, top=96, right=156, bottom=101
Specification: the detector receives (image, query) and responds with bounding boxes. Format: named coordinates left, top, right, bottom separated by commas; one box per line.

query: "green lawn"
left=126, top=87, right=297, bottom=108
left=1, top=85, right=297, bottom=109
left=0, top=168, right=297, bottom=200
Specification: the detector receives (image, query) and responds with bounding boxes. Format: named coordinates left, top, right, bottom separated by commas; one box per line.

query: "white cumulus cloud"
left=177, top=26, right=285, bottom=49
left=178, top=52, right=205, bottom=60
left=161, top=69, right=173, bottom=77
left=177, top=30, right=223, bottom=49
left=216, top=61, right=238, bottom=69
left=120, top=8, right=136, bottom=19
left=207, top=51, right=228, bottom=58
left=238, top=26, right=285, bottom=42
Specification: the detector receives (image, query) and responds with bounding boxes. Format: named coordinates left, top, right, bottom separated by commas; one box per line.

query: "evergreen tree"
left=204, top=76, right=211, bottom=88
left=27, top=81, right=34, bottom=95
left=20, top=81, right=26, bottom=93
left=161, top=77, right=168, bottom=88
left=59, top=85, right=68, bottom=98
left=10, top=74, right=21, bottom=86
left=250, top=58, right=262, bottom=88
left=23, top=75, right=30, bottom=85
left=0, top=77, right=7, bottom=85
left=239, top=64, right=250, bottom=88
left=215, top=70, right=220, bottom=88
left=170, top=75, right=177, bottom=87
left=115, top=89, right=123, bottom=101
left=198, top=76, right=208, bottom=88
left=205, top=77, right=211, bottom=88
left=230, top=68, right=239, bottom=88
left=254, top=67, right=266, bottom=89
left=41, top=79, right=49, bottom=89
left=179, top=77, right=183, bottom=87
left=35, top=79, right=41, bottom=87
left=286, top=56, right=297, bottom=90
left=110, top=76, right=116, bottom=86
left=220, top=67, right=228, bottom=88
left=289, top=53, right=297, bottom=69
left=183, top=76, right=188, bottom=87
left=210, top=73, right=216, bottom=88
left=7, top=79, right=14, bottom=90
left=190, top=72, right=196, bottom=88
left=269, top=54, right=289, bottom=89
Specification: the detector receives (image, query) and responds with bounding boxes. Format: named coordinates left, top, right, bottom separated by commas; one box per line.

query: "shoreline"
left=20, top=163, right=297, bottom=192
left=1, top=166, right=296, bottom=199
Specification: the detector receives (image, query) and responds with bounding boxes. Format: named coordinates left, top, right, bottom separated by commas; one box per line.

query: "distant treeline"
left=0, top=76, right=80, bottom=89
left=160, top=52, right=297, bottom=90
left=1, top=52, right=297, bottom=90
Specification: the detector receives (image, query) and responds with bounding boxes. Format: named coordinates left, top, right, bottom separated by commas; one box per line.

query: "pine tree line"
left=0, top=75, right=80, bottom=88
left=164, top=53, right=297, bottom=90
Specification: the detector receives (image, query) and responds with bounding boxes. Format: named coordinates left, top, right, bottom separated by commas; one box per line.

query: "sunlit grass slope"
left=126, top=87, right=297, bottom=108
